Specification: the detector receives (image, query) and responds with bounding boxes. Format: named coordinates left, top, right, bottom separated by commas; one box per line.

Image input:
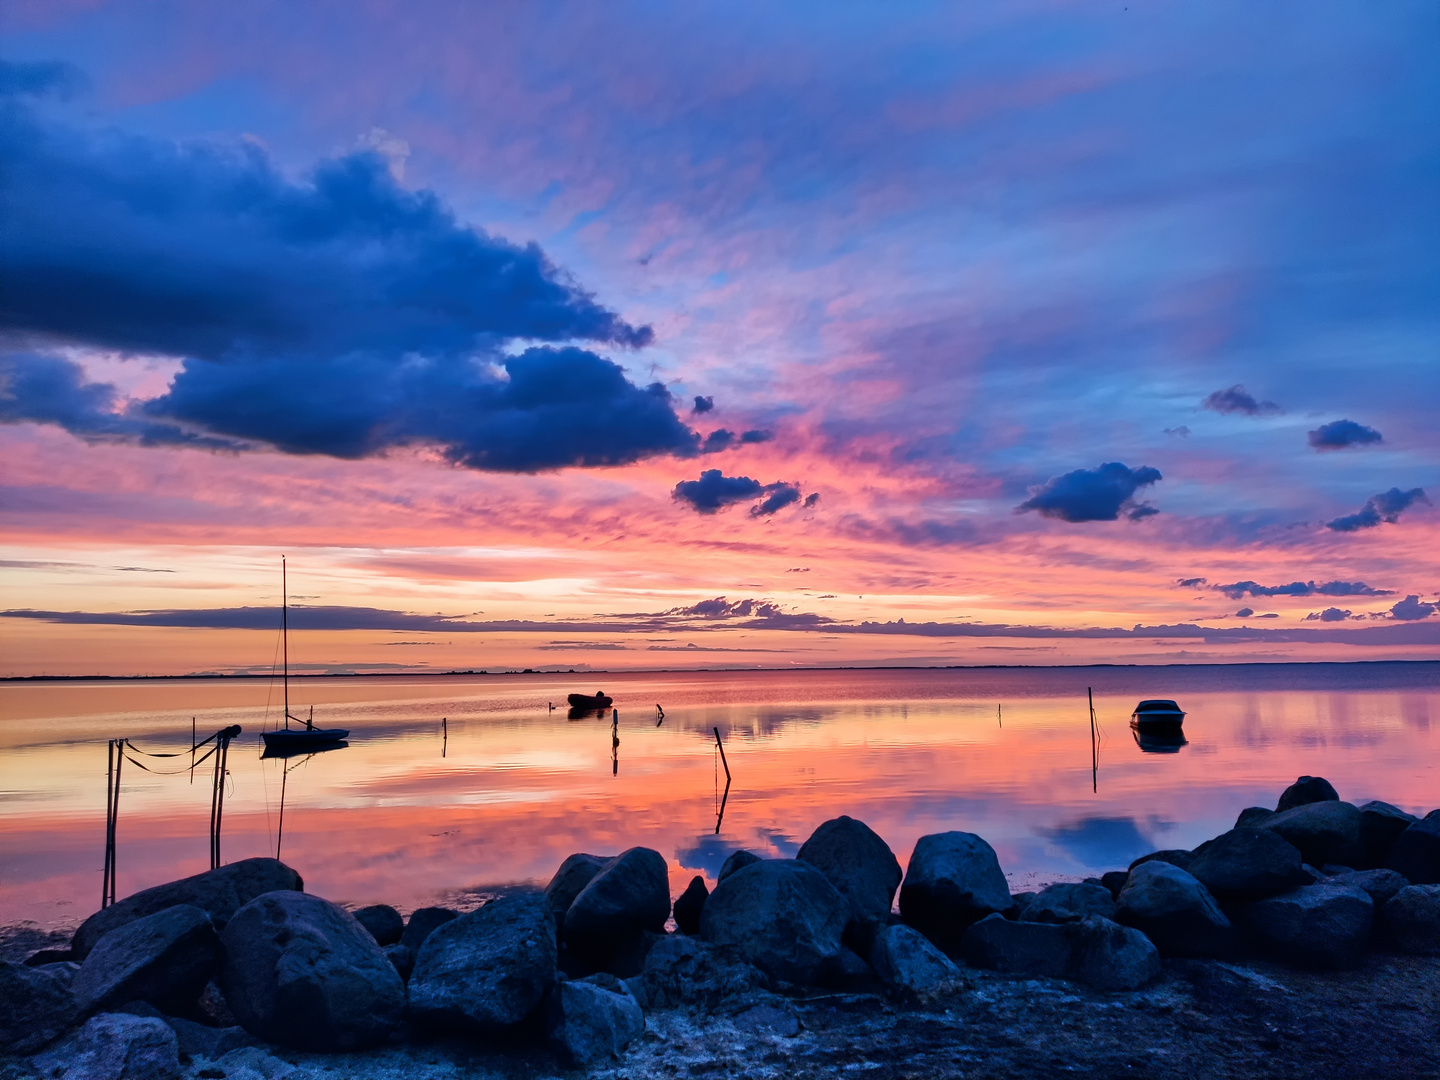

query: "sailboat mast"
left=282, top=556, right=289, bottom=729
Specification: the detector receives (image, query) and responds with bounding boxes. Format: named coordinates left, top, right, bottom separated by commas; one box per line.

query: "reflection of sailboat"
left=271, top=742, right=347, bottom=858
left=261, top=557, right=349, bottom=753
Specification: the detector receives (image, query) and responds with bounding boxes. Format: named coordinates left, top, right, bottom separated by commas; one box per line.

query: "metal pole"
left=713, top=727, right=731, bottom=783
left=1088, top=687, right=1097, bottom=794
left=102, top=740, right=114, bottom=909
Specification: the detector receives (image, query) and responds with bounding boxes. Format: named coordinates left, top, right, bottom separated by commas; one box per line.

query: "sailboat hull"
left=262, top=728, right=349, bottom=752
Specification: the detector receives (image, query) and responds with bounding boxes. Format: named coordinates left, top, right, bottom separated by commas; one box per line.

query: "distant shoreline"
left=4, top=658, right=1439, bottom=682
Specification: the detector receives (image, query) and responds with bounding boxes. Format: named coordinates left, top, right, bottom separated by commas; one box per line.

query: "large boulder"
left=408, top=895, right=557, bottom=1033
left=399, top=906, right=458, bottom=952
left=161, top=1015, right=258, bottom=1059
left=1382, top=884, right=1440, bottom=955
left=547, top=974, right=645, bottom=1068
left=1325, top=868, right=1410, bottom=908
left=564, top=847, right=670, bottom=971
left=1128, top=850, right=1195, bottom=873
left=72, top=858, right=302, bottom=959
left=1187, top=828, right=1311, bottom=899
left=700, top=859, right=849, bottom=984
left=672, top=875, right=708, bottom=935
left=898, top=832, right=1010, bottom=956
left=352, top=904, right=404, bottom=947
left=796, top=816, right=903, bottom=936
left=545, top=854, right=612, bottom=937
left=1235, top=807, right=1275, bottom=829
left=31, top=1013, right=182, bottom=1080
left=1358, top=801, right=1419, bottom=868
left=72, top=904, right=220, bottom=1014
left=1386, top=815, right=1440, bottom=885
left=633, top=935, right=767, bottom=1009
left=218, top=891, right=405, bottom=1050
left=718, top=850, right=761, bottom=882
left=961, top=914, right=1158, bottom=991
left=1242, top=884, right=1372, bottom=969
left=1115, top=861, right=1232, bottom=957
left=869, top=923, right=962, bottom=992
left=1259, top=801, right=1365, bottom=868
left=1020, top=882, right=1115, bottom=924
left=0, top=960, right=78, bottom=1054
left=1277, top=775, right=1339, bottom=812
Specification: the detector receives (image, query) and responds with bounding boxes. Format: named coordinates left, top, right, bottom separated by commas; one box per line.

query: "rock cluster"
left=8, top=780, right=1438, bottom=1076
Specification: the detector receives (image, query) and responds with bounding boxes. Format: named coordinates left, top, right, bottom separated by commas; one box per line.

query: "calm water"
left=2, top=664, right=1438, bottom=930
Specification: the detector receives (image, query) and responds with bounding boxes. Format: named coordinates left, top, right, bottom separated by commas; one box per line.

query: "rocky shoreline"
left=3, top=775, right=1438, bottom=1079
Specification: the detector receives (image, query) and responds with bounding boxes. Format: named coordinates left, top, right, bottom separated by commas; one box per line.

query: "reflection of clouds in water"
left=1043, top=816, right=1154, bottom=870
left=674, top=834, right=739, bottom=878
left=757, top=828, right=799, bottom=858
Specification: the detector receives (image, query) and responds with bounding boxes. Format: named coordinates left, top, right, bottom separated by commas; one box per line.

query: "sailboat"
left=261, top=557, right=350, bottom=753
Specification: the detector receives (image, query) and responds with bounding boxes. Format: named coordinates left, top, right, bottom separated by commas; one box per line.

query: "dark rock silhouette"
left=547, top=973, right=645, bottom=1067
left=545, top=853, right=613, bottom=937
left=1382, top=884, right=1440, bottom=954
left=565, top=847, right=671, bottom=972
left=1242, top=884, right=1373, bottom=969
left=72, top=904, right=220, bottom=1015
left=869, top=923, right=961, bottom=991
left=71, top=858, right=302, bottom=960
left=1358, top=801, right=1419, bottom=868
left=1325, top=868, right=1410, bottom=908
left=631, top=935, right=767, bottom=1009
left=219, top=891, right=405, bottom=1050
left=1386, top=815, right=1440, bottom=884
left=700, top=859, right=849, bottom=984
left=1235, top=806, right=1275, bottom=828
left=1020, top=882, right=1116, bottom=924
left=408, top=895, right=556, bottom=1033
left=962, top=913, right=1159, bottom=991
left=1099, top=871, right=1129, bottom=898
left=1115, top=861, right=1232, bottom=957
left=1277, top=775, right=1340, bottom=812
left=352, top=904, right=404, bottom=946
left=383, top=942, right=415, bottom=981
left=1128, top=849, right=1196, bottom=873
left=1187, top=828, right=1311, bottom=899
left=718, top=849, right=761, bottom=882
left=797, top=815, right=903, bottom=943
left=0, top=960, right=79, bottom=1054
left=1260, top=801, right=1365, bottom=868
left=31, top=1013, right=182, bottom=1080
left=672, top=875, right=708, bottom=935
left=898, top=832, right=1010, bottom=955
left=400, top=907, right=459, bottom=952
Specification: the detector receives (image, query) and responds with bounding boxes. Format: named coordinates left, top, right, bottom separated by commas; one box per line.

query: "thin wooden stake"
left=1088, top=687, right=1098, bottom=793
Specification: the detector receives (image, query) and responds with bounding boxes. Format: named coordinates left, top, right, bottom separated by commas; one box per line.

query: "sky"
left=1, top=1, right=1438, bottom=676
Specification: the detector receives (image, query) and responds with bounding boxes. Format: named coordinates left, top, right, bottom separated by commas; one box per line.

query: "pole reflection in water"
left=265, top=740, right=349, bottom=860
left=612, top=711, right=619, bottom=776
left=713, top=726, right=732, bottom=835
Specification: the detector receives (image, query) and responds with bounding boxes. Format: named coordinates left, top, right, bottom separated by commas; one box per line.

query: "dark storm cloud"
left=671, top=470, right=765, bottom=512
left=1304, top=607, right=1355, bottom=622
left=1201, top=384, right=1281, bottom=416
left=1212, top=579, right=1391, bottom=600
left=740, top=429, right=774, bottom=444
left=1326, top=487, right=1430, bottom=532
left=692, top=396, right=714, bottom=414
left=1390, top=595, right=1436, bottom=621
left=701, top=429, right=735, bottom=452
left=0, top=62, right=700, bottom=472
left=1308, top=419, right=1383, bottom=451
left=673, top=597, right=786, bottom=619
left=750, top=483, right=801, bottom=517
left=1015, top=462, right=1162, bottom=523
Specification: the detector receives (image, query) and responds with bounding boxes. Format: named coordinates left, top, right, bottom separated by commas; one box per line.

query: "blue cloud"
left=1326, top=487, right=1430, bottom=532
left=1308, top=419, right=1383, bottom=450
left=0, top=65, right=702, bottom=472
left=672, top=470, right=765, bottom=513
left=1305, top=607, right=1355, bottom=622
left=1213, top=579, right=1391, bottom=600
left=1201, top=385, right=1280, bottom=416
left=750, top=482, right=800, bottom=517
left=692, top=395, right=714, bottom=414
left=1015, top=462, right=1162, bottom=523
left=1390, top=595, right=1436, bottom=621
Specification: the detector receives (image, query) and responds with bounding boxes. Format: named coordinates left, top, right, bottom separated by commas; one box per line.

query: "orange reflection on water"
left=2, top=666, right=1436, bottom=929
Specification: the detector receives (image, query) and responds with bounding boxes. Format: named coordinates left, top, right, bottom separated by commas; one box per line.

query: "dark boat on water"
left=567, top=692, right=613, bottom=710
left=261, top=558, right=349, bottom=754
left=1130, top=699, right=1185, bottom=736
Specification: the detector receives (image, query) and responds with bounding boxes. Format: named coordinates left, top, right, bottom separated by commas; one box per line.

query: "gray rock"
left=898, top=832, right=1010, bottom=955
left=399, top=906, right=458, bottom=952
left=34, top=960, right=81, bottom=990
left=1187, top=828, right=1311, bottom=899
left=1243, top=884, right=1372, bottom=968
left=1020, top=882, right=1115, bottom=924
left=1358, top=801, right=1419, bottom=868
left=700, top=859, right=849, bottom=984
left=1235, top=806, right=1275, bottom=829
left=1007, top=891, right=1037, bottom=917
left=408, top=894, right=557, bottom=1033
left=1099, top=871, right=1129, bottom=899
left=161, top=1015, right=259, bottom=1059
left=1386, top=815, right=1440, bottom=885
left=636, top=935, right=767, bottom=1008
left=0, top=960, right=79, bottom=1053
left=31, top=1013, right=181, bottom=1080
left=219, top=890, right=405, bottom=1050
left=70, top=858, right=301, bottom=960
left=24, top=948, right=73, bottom=967
left=1068, top=915, right=1162, bottom=991
left=1382, top=884, right=1440, bottom=955
left=961, top=914, right=1069, bottom=979
left=1115, top=861, right=1232, bottom=957
left=1260, top=800, right=1365, bottom=868
left=796, top=815, right=903, bottom=935
left=72, top=904, right=220, bottom=1014
left=547, top=975, right=645, bottom=1068
left=868, top=923, right=962, bottom=991
left=672, top=875, right=708, bottom=935
left=383, top=942, right=415, bottom=980
left=545, top=854, right=612, bottom=936
left=1277, top=775, right=1339, bottom=812
left=829, top=944, right=875, bottom=985
left=352, top=904, right=404, bottom=946
left=732, top=1002, right=801, bottom=1036
left=718, top=850, right=761, bottom=882
left=1326, top=868, right=1411, bottom=908
left=214, top=1045, right=298, bottom=1079
left=564, top=847, right=670, bottom=971
left=1128, top=849, right=1195, bottom=873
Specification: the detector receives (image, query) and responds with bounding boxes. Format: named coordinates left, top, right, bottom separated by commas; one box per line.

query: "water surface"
left=2, top=663, right=1437, bottom=929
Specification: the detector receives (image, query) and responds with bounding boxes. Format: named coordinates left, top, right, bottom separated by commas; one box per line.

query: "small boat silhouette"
left=1130, top=699, right=1185, bottom=737
left=567, top=692, right=613, bottom=710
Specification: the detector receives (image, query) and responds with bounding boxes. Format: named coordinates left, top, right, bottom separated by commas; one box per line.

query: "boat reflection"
left=261, top=740, right=350, bottom=761
left=1131, top=729, right=1187, bottom=754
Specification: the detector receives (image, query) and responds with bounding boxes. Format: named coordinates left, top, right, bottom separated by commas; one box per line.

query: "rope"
left=120, top=742, right=220, bottom=776
left=124, top=731, right=220, bottom=757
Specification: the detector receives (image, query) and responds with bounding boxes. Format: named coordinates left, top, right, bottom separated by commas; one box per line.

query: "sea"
left=2, top=662, right=1437, bottom=929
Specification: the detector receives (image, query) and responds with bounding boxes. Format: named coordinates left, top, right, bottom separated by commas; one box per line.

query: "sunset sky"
left=2, top=2, right=1437, bottom=676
